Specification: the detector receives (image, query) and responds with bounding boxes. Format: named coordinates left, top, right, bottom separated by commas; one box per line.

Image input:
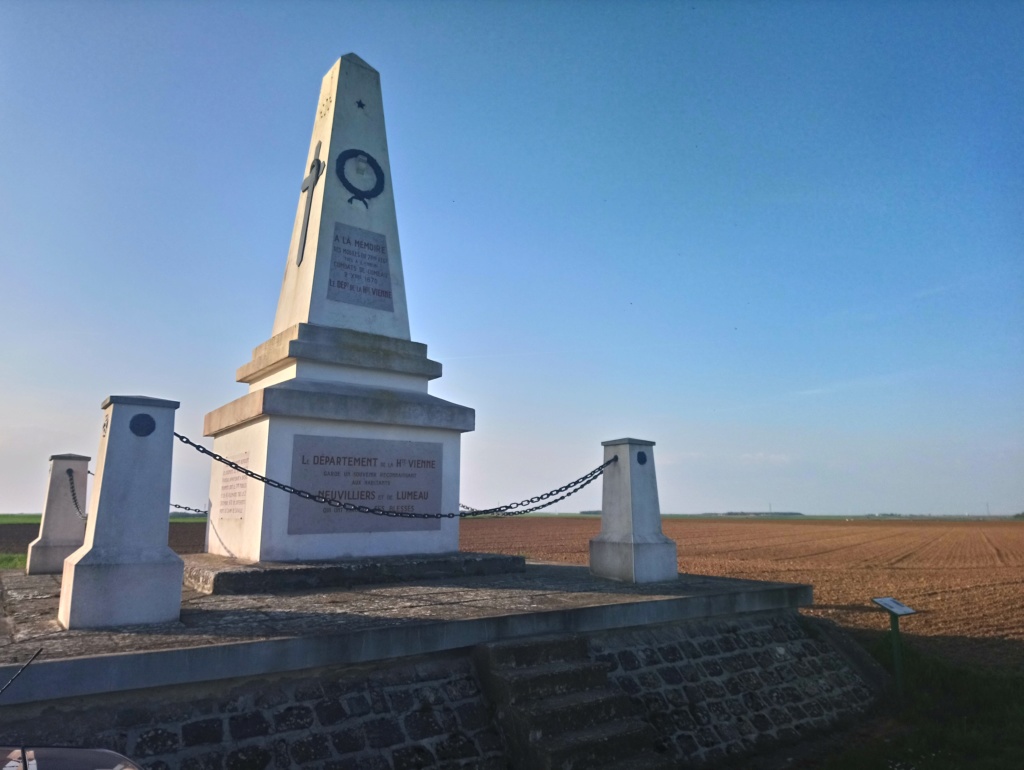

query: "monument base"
left=182, top=551, right=526, bottom=595
left=589, top=536, right=678, bottom=583
left=25, top=541, right=79, bottom=575
left=204, top=408, right=466, bottom=562
left=203, top=324, right=474, bottom=564
left=58, top=549, right=184, bottom=629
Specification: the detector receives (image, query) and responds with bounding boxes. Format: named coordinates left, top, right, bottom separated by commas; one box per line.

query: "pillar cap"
left=49, top=453, right=91, bottom=461
left=101, top=395, right=181, bottom=410
left=601, top=438, right=655, bottom=447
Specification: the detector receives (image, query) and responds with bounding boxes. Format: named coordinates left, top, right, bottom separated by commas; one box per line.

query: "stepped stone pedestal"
left=182, top=551, right=524, bottom=595
left=26, top=453, right=90, bottom=575
left=203, top=55, right=473, bottom=563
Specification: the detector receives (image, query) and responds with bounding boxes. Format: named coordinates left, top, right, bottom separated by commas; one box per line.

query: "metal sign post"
left=872, top=596, right=916, bottom=703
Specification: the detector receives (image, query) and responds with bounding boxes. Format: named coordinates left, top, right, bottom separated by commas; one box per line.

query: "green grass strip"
left=825, top=635, right=1024, bottom=769
left=0, top=553, right=26, bottom=569
left=0, top=515, right=41, bottom=525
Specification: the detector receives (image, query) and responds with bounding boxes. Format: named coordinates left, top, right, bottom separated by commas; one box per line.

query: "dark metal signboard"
left=872, top=597, right=916, bottom=616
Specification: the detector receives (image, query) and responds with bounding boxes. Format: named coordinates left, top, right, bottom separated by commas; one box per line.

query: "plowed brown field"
left=4, top=518, right=1020, bottom=670
left=461, top=517, right=1024, bottom=671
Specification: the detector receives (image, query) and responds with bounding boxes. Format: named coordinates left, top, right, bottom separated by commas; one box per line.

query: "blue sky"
left=1, top=1, right=1021, bottom=515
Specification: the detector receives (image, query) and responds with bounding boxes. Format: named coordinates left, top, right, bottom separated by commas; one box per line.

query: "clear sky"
left=1, top=1, right=1021, bottom=516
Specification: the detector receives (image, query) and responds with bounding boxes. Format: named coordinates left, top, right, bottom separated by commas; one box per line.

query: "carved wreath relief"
left=336, top=149, right=385, bottom=208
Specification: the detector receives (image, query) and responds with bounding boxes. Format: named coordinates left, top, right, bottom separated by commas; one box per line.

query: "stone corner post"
left=26, top=454, right=91, bottom=574
left=58, top=395, right=185, bottom=629
left=589, top=438, right=678, bottom=583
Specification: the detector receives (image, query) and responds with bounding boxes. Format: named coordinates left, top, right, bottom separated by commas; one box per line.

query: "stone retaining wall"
left=592, top=612, right=878, bottom=766
left=0, top=652, right=506, bottom=770
left=0, top=612, right=881, bottom=769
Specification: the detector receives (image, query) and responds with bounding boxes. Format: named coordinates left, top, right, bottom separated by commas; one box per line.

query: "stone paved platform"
left=0, top=562, right=812, bottom=706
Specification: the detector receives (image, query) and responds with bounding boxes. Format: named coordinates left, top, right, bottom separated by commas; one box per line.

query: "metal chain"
left=0, top=648, right=42, bottom=700
left=171, top=503, right=209, bottom=515
left=173, top=432, right=615, bottom=519
left=68, top=467, right=206, bottom=517
left=65, top=469, right=88, bottom=520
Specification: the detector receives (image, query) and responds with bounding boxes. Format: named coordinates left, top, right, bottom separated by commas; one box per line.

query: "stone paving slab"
left=0, top=563, right=812, bottom=706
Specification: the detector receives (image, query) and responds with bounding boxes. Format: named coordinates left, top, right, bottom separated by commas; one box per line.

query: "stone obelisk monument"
left=204, top=55, right=474, bottom=562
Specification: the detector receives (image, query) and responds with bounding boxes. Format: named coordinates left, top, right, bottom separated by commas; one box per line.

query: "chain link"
left=173, top=432, right=615, bottom=519
left=171, top=503, right=209, bottom=515
left=65, top=469, right=88, bottom=520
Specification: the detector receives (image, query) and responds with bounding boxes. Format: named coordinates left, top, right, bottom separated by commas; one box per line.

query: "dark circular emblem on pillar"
left=336, top=148, right=385, bottom=208
left=129, top=414, right=156, bottom=437
left=637, top=451, right=647, bottom=465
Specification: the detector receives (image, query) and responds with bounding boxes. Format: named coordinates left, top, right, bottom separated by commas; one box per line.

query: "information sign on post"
left=872, top=597, right=916, bottom=616
left=872, top=596, right=916, bottom=703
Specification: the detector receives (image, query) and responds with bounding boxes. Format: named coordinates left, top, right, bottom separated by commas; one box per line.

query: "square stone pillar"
left=26, top=454, right=90, bottom=574
left=589, top=438, right=678, bottom=583
left=58, top=396, right=184, bottom=629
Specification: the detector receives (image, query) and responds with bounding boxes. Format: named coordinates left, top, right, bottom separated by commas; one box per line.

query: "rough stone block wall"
left=0, top=612, right=880, bottom=769
left=0, top=653, right=506, bottom=770
left=590, top=611, right=877, bottom=766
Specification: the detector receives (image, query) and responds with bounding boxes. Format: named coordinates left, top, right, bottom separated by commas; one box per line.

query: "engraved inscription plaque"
left=327, top=222, right=394, bottom=311
left=288, top=436, right=442, bottom=534
left=218, top=452, right=249, bottom=520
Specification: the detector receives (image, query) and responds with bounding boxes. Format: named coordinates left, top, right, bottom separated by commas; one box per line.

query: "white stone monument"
left=26, top=454, right=90, bottom=574
left=590, top=438, right=678, bottom=583
left=203, top=54, right=474, bottom=563
left=58, top=396, right=184, bottom=629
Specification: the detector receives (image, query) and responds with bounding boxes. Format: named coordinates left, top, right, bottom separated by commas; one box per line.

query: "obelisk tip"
left=341, top=53, right=378, bottom=73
